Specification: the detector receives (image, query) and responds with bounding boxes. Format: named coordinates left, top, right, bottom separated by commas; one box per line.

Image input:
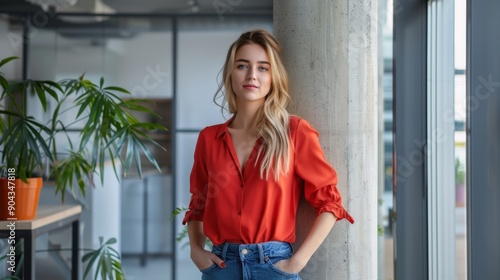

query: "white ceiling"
left=100, top=0, right=272, bottom=14
left=6, top=0, right=271, bottom=16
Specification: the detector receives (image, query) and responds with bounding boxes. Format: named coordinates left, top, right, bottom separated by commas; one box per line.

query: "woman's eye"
left=236, top=64, right=248, bottom=69
left=258, top=66, right=269, bottom=71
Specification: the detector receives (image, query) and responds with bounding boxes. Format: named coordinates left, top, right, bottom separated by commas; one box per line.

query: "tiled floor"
left=124, top=239, right=466, bottom=280
left=381, top=237, right=466, bottom=280
left=122, top=257, right=170, bottom=280
left=122, top=258, right=201, bottom=280
left=381, top=206, right=467, bottom=280
left=122, top=208, right=468, bottom=280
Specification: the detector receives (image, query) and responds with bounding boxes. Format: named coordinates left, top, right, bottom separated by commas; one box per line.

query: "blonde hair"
left=214, top=29, right=291, bottom=181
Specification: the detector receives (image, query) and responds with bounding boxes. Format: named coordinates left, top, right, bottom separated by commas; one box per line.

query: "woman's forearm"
left=187, top=220, right=207, bottom=251
left=291, top=212, right=338, bottom=270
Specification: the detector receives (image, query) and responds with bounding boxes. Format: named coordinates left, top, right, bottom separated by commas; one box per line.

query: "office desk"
left=0, top=205, right=82, bottom=280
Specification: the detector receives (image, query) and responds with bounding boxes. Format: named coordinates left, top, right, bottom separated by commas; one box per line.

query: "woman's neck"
left=230, top=102, right=263, bottom=130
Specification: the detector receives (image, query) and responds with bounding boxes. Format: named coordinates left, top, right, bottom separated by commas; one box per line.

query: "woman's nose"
left=247, top=68, right=256, bottom=80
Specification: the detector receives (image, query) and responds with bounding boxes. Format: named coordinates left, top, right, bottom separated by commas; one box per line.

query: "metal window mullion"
left=426, top=0, right=456, bottom=279
left=393, top=0, right=428, bottom=279
left=467, top=0, right=500, bottom=278
left=427, top=2, right=438, bottom=279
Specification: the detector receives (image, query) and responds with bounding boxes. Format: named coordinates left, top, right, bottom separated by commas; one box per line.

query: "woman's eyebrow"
left=235, top=59, right=270, bottom=65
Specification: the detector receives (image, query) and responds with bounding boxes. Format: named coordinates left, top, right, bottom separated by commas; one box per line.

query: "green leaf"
left=75, top=95, right=93, bottom=119
left=170, top=206, right=188, bottom=220
left=133, top=138, right=142, bottom=177
left=26, top=121, right=54, bottom=162
left=103, top=86, right=130, bottom=94
left=133, top=133, right=161, bottom=172
left=0, top=75, right=9, bottom=91
left=123, top=135, right=134, bottom=177
left=99, top=140, right=105, bottom=184
left=105, top=237, right=117, bottom=245
left=134, top=121, right=168, bottom=132
left=82, top=249, right=101, bottom=279
left=33, top=82, right=48, bottom=111
left=41, top=81, right=61, bottom=102
left=82, top=237, right=126, bottom=280
left=0, top=56, right=18, bottom=68
left=43, top=80, right=63, bottom=92
left=51, top=151, right=93, bottom=202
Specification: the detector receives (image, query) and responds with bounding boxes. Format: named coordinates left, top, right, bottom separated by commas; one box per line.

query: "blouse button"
left=242, top=249, right=248, bottom=254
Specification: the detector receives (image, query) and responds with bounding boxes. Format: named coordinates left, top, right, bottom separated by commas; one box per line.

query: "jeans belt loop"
left=257, top=243, right=265, bottom=264
left=222, top=243, right=230, bottom=262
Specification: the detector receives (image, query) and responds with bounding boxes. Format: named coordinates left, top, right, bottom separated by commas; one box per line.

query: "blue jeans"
left=200, top=241, right=301, bottom=280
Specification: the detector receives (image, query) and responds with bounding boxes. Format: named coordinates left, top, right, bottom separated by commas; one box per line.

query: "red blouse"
left=182, top=116, right=354, bottom=246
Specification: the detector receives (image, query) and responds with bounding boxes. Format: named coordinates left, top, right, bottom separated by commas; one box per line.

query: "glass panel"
left=26, top=15, right=174, bottom=279
left=175, top=132, right=202, bottom=280
left=378, top=0, right=394, bottom=279
left=29, top=15, right=173, bottom=163
left=0, top=15, right=24, bottom=77
left=454, top=0, right=467, bottom=279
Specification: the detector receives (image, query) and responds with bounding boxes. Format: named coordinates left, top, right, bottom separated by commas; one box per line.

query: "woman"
left=183, top=29, right=354, bottom=280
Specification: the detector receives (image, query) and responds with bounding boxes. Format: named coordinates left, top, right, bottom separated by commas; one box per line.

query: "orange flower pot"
left=0, top=177, right=43, bottom=220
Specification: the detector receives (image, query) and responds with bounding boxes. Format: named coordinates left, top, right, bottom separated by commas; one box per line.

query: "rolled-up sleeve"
left=182, top=130, right=208, bottom=225
left=294, top=119, right=354, bottom=224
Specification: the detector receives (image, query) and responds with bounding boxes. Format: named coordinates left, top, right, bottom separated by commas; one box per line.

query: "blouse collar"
left=216, top=115, right=236, bottom=139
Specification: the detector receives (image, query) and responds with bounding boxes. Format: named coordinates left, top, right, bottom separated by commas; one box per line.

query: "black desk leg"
left=72, top=220, right=79, bottom=280
left=24, top=234, right=35, bottom=280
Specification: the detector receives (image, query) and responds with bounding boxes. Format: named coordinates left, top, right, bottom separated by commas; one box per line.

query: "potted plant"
left=0, top=56, right=167, bottom=219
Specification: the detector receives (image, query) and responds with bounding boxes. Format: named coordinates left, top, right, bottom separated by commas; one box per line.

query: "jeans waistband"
left=212, top=241, right=293, bottom=264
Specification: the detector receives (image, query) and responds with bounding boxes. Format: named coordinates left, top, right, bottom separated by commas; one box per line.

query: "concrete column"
left=274, top=1, right=378, bottom=279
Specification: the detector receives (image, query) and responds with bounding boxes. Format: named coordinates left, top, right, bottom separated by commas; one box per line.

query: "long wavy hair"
left=214, top=29, right=291, bottom=181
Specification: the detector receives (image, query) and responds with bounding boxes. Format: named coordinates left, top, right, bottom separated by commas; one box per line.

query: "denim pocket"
left=266, top=257, right=299, bottom=277
left=199, top=263, right=218, bottom=273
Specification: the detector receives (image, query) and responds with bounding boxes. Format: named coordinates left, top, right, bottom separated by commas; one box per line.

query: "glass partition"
left=454, top=0, right=467, bottom=278
left=26, top=15, right=174, bottom=278
left=378, top=0, right=394, bottom=279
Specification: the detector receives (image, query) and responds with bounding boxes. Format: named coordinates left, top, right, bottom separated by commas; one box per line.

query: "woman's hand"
left=190, top=247, right=226, bottom=271
left=273, top=256, right=306, bottom=274
left=187, top=221, right=225, bottom=270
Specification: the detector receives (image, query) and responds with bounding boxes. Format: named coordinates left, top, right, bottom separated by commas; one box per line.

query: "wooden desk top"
left=0, top=205, right=82, bottom=230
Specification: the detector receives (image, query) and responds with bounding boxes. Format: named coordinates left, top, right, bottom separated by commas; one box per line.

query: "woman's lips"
left=243, top=84, right=258, bottom=89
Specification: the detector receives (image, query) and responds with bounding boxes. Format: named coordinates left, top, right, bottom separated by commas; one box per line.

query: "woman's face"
left=230, top=44, right=272, bottom=107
